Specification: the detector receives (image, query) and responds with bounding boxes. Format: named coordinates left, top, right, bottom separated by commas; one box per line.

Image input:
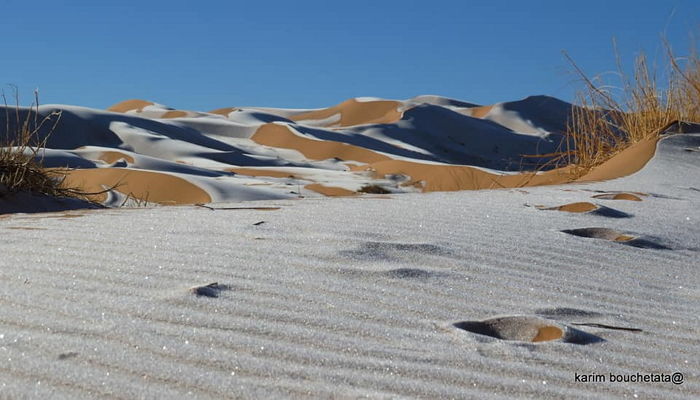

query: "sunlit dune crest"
left=2, top=95, right=664, bottom=205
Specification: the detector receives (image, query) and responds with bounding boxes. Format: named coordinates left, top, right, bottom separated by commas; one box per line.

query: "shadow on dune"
left=498, top=95, right=576, bottom=134
left=347, top=104, right=563, bottom=170
left=1, top=105, right=239, bottom=152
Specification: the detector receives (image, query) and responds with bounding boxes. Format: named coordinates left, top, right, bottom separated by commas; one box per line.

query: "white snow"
left=0, top=132, right=697, bottom=398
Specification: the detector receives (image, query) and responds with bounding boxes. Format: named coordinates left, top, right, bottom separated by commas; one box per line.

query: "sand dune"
left=207, top=107, right=238, bottom=117
left=108, top=99, right=198, bottom=119
left=0, top=131, right=697, bottom=398
left=304, top=183, right=357, bottom=196
left=290, top=98, right=403, bottom=127
left=578, top=135, right=660, bottom=182
left=251, top=123, right=392, bottom=164
left=468, top=104, right=493, bottom=118
left=107, top=99, right=154, bottom=113
left=0, top=91, right=698, bottom=399
left=0, top=94, right=670, bottom=207
left=353, top=159, right=574, bottom=192
left=61, top=168, right=212, bottom=205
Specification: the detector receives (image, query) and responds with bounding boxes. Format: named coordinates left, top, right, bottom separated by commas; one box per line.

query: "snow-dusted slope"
left=0, top=132, right=697, bottom=398
left=0, top=95, right=575, bottom=206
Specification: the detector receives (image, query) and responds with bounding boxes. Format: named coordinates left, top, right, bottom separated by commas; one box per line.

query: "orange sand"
left=290, top=99, right=402, bottom=127
left=614, top=234, right=635, bottom=242
left=592, top=193, right=644, bottom=201
left=542, top=202, right=598, bottom=213
left=351, top=135, right=661, bottom=193
left=107, top=100, right=188, bottom=117
left=208, top=107, right=238, bottom=116
left=532, top=326, right=564, bottom=342
left=304, top=184, right=356, bottom=197
left=160, top=110, right=188, bottom=118
left=469, top=105, right=493, bottom=118
left=252, top=124, right=391, bottom=164
left=74, top=101, right=666, bottom=202
left=61, top=168, right=211, bottom=205
left=108, top=99, right=155, bottom=113
left=55, top=133, right=661, bottom=203
left=229, top=168, right=298, bottom=179
left=578, top=136, right=659, bottom=182
left=351, top=160, right=574, bottom=192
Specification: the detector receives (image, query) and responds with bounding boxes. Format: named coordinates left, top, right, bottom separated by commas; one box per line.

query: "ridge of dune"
left=404, top=94, right=480, bottom=108
left=208, top=107, right=238, bottom=116
left=290, top=98, right=403, bottom=127
left=160, top=110, right=189, bottom=118
left=107, top=99, right=155, bottom=113
left=61, top=168, right=212, bottom=205
left=108, top=100, right=197, bottom=119
left=354, top=134, right=662, bottom=193
left=578, top=135, right=660, bottom=182
left=477, top=95, right=576, bottom=136
left=251, top=123, right=392, bottom=164
left=0, top=95, right=676, bottom=209
left=468, top=105, right=493, bottom=118
left=353, top=159, right=574, bottom=192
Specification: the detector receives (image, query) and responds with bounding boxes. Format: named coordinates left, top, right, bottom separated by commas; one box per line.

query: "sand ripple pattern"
left=0, top=134, right=698, bottom=398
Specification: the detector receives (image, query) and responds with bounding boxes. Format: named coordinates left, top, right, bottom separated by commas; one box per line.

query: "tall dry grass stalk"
left=559, top=38, right=699, bottom=178
left=668, top=39, right=700, bottom=122
left=0, top=90, right=95, bottom=200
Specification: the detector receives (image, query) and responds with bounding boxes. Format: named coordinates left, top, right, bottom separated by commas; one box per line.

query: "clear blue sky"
left=1, top=0, right=698, bottom=110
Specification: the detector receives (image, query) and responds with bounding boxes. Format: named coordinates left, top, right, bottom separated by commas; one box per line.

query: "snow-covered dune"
left=1, top=95, right=582, bottom=207
left=0, top=129, right=697, bottom=398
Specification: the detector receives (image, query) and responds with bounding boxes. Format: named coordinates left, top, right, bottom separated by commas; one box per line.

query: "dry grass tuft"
left=668, top=38, right=700, bottom=122
left=557, top=37, right=700, bottom=178
left=0, top=90, right=101, bottom=201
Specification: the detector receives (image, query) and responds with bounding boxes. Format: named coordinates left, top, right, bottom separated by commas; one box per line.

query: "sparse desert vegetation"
left=1, top=2, right=699, bottom=399
left=3, top=37, right=698, bottom=208
left=0, top=91, right=94, bottom=202
left=559, top=37, right=700, bottom=177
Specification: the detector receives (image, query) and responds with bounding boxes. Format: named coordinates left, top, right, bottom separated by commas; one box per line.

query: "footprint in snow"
left=452, top=315, right=603, bottom=344
left=189, top=282, right=231, bottom=298
left=561, top=227, right=671, bottom=249
left=536, top=202, right=632, bottom=218
left=591, top=192, right=645, bottom=201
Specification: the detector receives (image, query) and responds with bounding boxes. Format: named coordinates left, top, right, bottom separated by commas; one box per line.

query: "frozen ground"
left=0, top=133, right=697, bottom=398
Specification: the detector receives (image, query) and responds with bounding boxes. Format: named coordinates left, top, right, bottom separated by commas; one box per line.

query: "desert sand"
left=0, top=95, right=698, bottom=398
left=0, top=95, right=663, bottom=208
